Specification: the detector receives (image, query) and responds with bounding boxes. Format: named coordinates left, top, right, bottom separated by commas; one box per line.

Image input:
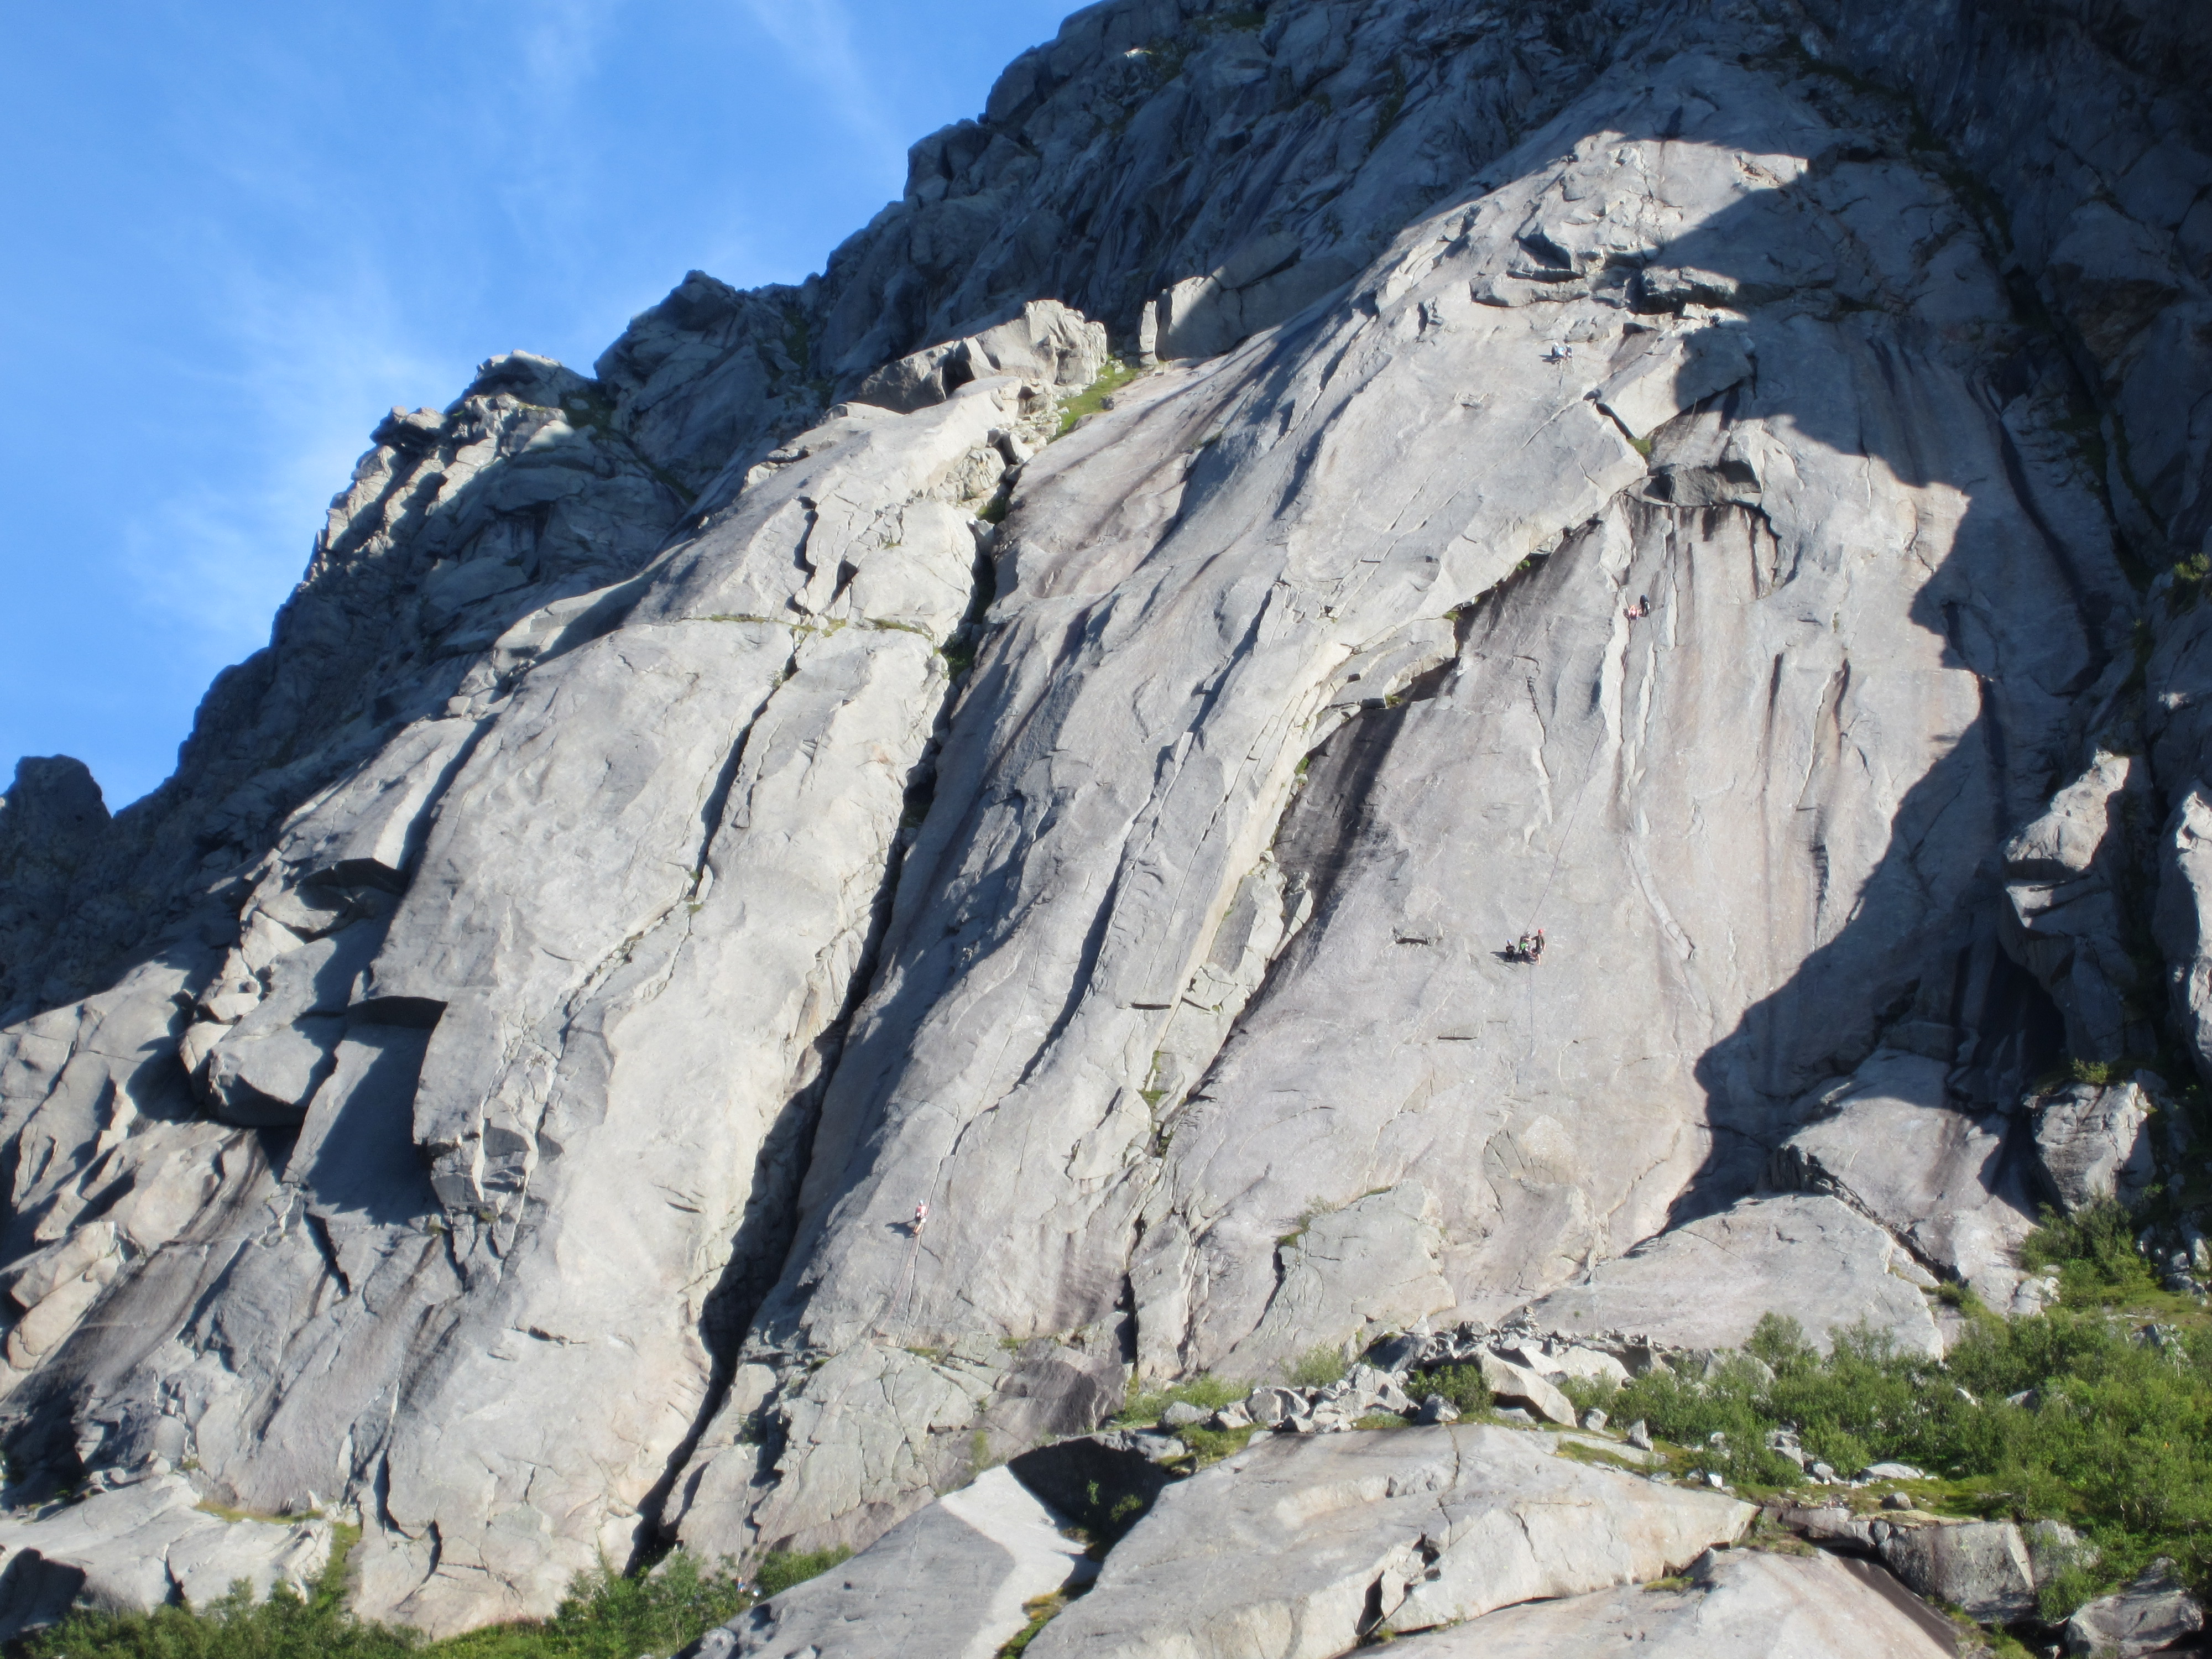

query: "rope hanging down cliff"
left=874, top=1200, right=930, bottom=1338
left=1504, top=747, right=1593, bottom=966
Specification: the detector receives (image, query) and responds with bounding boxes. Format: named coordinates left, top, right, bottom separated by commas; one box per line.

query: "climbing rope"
left=1519, top=770, right=1591, bottom=940
left=875, top=1203, right=928, bottom=1338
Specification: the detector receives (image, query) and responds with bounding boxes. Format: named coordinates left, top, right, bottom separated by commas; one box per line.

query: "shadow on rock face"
left=1082, top=58, right=2137, bottom=1383
left=1004, top=1434, right=1173, bottom=1548
left=1642, top=153, right=2123, bottom=1225
left=0, top=32, right=2183, bottom=1635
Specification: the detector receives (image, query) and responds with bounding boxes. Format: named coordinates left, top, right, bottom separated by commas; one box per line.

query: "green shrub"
left=750, top=1547, right=850, bottom=1603
left=2020, top=1201, right=2163, bottom=1305
left=21, top=1541, right=758, bottom=1659
left=1115, top=1371, right=1245, bottom=1427
left=1177, top=1423, right=1260, bottom=1463
left=1587, top=1301, right=2212, bottom=1614
left=1402, top=1363, right=1491, bottom=1417
left=1286, top=1346, right=1347, bottom=1390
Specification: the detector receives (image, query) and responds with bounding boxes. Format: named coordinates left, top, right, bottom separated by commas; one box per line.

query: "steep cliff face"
left=1, top=0, right=2207, bottom=1639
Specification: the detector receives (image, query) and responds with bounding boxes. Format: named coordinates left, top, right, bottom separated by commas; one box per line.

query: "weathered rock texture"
left=1382, top=1546, right=1956, bottom=1658
left=1026, top=1426, right=1752, bottom=1657
left=0, top=1472, right=331, bottom=1639
left=3, top=0, right=2210, bottom=1638
left=693, top=1465, right=1091, bottom=1659
left=2064, top=1559, right=2207, bottom=1658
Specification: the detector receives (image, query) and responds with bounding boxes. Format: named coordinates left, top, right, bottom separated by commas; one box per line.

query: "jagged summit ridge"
left=0, top=0, right=2208, bottom=1646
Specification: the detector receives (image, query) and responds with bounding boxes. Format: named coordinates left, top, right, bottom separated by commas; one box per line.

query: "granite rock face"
left=3, top=0, right=2211, bottom=1640
left=1024, top=1426, right=1752, bottom=1658
left=690, top=1465, right=1091, bottom=1659
left=2064, top=1560, right=2207, bottom=1659
left=0, top=1472, right=331, bottom=1639
left=1381, top=1546, right=1955, bottom=1659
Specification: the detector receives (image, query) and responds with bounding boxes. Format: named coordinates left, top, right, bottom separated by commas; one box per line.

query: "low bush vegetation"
left=1401, top=1362, right=1491, bottom=1418
left=1557, top=1207, right=2211, bottom=1616
left=1285, top=1345, right=1347, bottom=1390
left=13, top=1542, right=832, bottom=1659
left=1052, top=359, right=1141, bottom=438
left=1114, top=1371, right=1244, bottom=1428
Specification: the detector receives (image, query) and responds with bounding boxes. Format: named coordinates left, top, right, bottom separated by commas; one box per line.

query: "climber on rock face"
left=913, top=1201, right=928, bottom=1235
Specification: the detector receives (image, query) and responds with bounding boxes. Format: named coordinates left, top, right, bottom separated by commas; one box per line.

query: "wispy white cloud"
left=737, top=0, right=907, bottom=155
left=519, top=0, right=622, bottom=100
left=120, top=246, right=450, bottom=666
left=113, top=4, right=629, bottom=685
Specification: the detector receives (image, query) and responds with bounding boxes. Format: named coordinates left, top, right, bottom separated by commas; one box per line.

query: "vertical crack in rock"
left=636, top=521, right=1001, bottom=1558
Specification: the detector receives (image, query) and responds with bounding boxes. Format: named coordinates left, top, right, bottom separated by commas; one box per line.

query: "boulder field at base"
left=3, top=0, right=2211, bottom=1652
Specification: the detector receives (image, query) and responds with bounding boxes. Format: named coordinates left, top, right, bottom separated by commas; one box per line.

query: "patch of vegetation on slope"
left=1558, top=1208, right=2210, bottom=1616
left=1052, top=358, right=1142, bottom=438
left=7, top=1542, right=848, bottom=1659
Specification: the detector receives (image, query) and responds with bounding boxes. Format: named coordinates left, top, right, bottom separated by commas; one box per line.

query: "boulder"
left=1377, top=1547, right=1956, bottom=1657
left=682, top=1466, right=1091, bottom=1659
left=1498, top=1340, right=1632, bottom=1390
left=1476, top=1353, right=1578, bottom=1427
left=1245, top=1387, right=1307, bottom=1430
left=856, top=301, right=1109, bottom=414
left=2064, top=1560, right=2206, bottom=1658
left=1765, top=1503, right=1883, bottom=1553
left=1877, top=1520, right=2037, bottom=1623
left=1022, top=1426, right=1751, bottom=1658
left=1365, top=1331, right=1434, bottom=1374
left=0, top=1473, right=330, bottom=1639
left=2033, top=1080, right=2159, bottom=1214
left=1524, top=1197, right=1943, bottom=1358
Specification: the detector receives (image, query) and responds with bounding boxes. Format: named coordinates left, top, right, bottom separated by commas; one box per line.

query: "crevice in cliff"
left=470, top=661, right=794, bottom=1235
left=630, top=526, right=1001, bottom=1561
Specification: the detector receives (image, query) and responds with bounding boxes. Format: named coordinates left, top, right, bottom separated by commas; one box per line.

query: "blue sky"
left=0, top=0, right=1081, bottom=809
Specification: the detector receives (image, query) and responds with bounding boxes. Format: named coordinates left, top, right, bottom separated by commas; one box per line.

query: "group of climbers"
left=1505, top=927, right=1546, bottom=964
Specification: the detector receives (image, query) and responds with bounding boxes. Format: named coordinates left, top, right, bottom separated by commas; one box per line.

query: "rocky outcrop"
left=0, top=760, right=111, bottom=1018
left=1023, top=1426, right=1753, bottom=1656
left=693, top=1465, right=1091, bottom=1659
left=3, top=0, right=2211, bottom=1640
left=2065, top=1560, right=2206, bottom=1658
left=1771, top=1050, right=2045, bottom=1314
left=2032, top=1075, right=2162, bottom=1212
left=1524, top=1197, right=1944, bottom=1358
left=0, top=1470, right=330, bottom=1639
left=1381, top=1546, right=1955, bottom=1658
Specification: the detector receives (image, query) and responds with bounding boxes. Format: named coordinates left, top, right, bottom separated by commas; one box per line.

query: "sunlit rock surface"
left=2, top=0, right=2209, bottom=1640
